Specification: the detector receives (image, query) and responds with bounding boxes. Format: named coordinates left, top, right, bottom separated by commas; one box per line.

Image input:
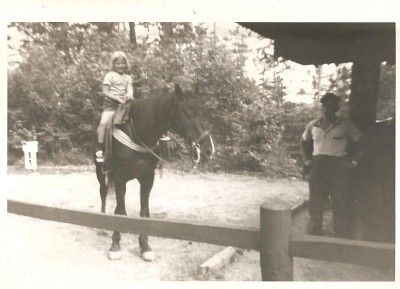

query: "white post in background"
left=21, top=141, right=38, bottom=170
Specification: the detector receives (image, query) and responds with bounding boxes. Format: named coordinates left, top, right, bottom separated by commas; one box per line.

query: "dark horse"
left=95, top=84, right=215, bottom=261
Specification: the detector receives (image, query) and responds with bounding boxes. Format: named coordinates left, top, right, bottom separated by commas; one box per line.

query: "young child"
left=96, top=51, right=133, bottom=162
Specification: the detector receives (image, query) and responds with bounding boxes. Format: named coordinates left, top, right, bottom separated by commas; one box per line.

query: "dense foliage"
left=8, top=23, right=288, bottom=173
left=8, top=23, right=395, bottom=175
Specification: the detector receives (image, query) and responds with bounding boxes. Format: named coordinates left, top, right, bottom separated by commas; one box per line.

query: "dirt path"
left=4, top=167, right=394, bottom=285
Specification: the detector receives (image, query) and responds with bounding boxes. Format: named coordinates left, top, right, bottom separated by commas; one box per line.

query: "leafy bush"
left=6, top=23, right=292, bottom=175
left=282, top=102, right=319, bottom=166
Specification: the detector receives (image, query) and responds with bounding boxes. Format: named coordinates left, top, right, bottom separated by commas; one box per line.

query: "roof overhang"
left=239, top=23, right=395, bottom=65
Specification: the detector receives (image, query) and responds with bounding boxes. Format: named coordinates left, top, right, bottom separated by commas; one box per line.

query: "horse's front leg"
left=96, top=163, right=107, bottom=213
left=138, top=172, right=155, bottom=261
left=108, top=178, right=127, bottom=260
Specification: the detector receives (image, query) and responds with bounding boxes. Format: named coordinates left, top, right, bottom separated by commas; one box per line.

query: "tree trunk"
left=129, top=22, right=137, bottom=50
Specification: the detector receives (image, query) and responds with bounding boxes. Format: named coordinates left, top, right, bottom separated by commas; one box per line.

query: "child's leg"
left=97, top=110, right=115, bottom=146
left=113, top=104, right=128, bottom=125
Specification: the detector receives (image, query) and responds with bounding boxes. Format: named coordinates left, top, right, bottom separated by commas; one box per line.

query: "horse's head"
left=169, top=84, right=215, bottom=165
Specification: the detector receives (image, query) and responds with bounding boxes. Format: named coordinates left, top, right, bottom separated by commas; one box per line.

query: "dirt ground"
left=4, top=166, right=394, bottom=285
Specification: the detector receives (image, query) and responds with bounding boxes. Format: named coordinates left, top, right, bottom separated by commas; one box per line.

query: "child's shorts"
left=99, top=110, right=115, bottom=125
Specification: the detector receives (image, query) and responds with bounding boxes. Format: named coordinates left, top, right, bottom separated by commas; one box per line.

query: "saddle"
left=102, top=103, right=130, bottom=173
left=101, top=101, right=169, bottom=174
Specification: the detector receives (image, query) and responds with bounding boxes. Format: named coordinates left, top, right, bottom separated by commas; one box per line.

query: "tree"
left=312, top=65, right=322, bottom=102
left=129, top=22, right=137, bottom=50
left=257, top=42, right=290, bottom=105
left=327, top=64, right=352, bottom=99
left=8, top=22, right=288, bottom=173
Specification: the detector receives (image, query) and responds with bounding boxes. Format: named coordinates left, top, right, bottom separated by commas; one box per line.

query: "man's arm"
left=301, top=137, right=313, bottom=166
left=346, top=120, right=366, bottom=166
left=301, top=122, right=314, bottom=166
left=348, top=133, right=367, bottom=166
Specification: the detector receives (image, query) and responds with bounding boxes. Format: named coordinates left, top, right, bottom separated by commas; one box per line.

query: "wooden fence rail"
left=7, top=198, right=395, bottom=281
left=7, top=199, right=259, bottom=250
left=290, top=234, right=395, bottom=268
left=259, top=202, right=395, bottom=280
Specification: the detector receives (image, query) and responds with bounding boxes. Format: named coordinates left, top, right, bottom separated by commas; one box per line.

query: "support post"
left=349, top=60, right=381, bottom=131
left=259, top=201, right=293, bottom=281
left=348, top=59, right=381, bottom=240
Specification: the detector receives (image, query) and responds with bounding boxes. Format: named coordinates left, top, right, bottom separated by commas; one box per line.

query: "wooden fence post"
left=259, top=201, right=293, bottom=281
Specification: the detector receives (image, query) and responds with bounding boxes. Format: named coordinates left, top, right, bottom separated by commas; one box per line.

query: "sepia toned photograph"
left=4, top=8, right=396, bottom=285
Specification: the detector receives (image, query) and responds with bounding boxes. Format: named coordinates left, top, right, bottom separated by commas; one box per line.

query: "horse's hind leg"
left=108, top=179, right=127, bottom=260
left=138, top=173, right=155, bottom=261
left=96, top=163, right=107, bottom=213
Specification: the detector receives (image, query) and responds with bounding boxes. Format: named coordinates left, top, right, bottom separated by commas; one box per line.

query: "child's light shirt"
left=103, top=71, right=133, bottom=103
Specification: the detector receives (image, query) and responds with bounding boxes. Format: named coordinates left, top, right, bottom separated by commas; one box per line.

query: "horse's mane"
left=124, top=87, right=202, bottom=145
left=129, top=88, right=199, bottom=123
left=131, top=91, right=175, bottom=119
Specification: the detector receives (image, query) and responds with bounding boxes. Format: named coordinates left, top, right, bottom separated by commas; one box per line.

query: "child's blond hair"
left=109, top=51, right=131, bottom=72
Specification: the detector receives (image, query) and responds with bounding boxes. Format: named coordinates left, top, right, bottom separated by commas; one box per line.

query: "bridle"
left=174, top=103, right=213, bottom=165
left=190, top=130, right=211, bottom=165
left=193, top=130, right=210, bottom=145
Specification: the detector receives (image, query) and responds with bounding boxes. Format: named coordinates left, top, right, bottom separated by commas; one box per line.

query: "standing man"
left=301, top=93, right=364, bottom=237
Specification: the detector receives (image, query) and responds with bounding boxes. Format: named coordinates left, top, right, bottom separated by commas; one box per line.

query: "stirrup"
left=96, top=150, right=104, bottom=163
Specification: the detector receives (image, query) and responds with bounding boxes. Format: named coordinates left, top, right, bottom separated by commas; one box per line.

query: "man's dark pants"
left=307, top=155, right=351, bottom=237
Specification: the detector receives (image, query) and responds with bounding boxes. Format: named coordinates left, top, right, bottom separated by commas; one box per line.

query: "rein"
left=113, top=127, right=154, bottom=153
left=129, top=118, right=170, bottom=164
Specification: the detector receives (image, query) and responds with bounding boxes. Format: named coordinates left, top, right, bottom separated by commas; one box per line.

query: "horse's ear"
left=175, top=83, right=184, bottom=101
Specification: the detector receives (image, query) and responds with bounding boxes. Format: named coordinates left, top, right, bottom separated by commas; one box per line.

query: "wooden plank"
left=290, top=234, right=395, bottom=268
left=239, top=23, right=395, bottom=65
left=7, top=199, right=259, bottom=250
left=199, top=246, right=239, bottom=274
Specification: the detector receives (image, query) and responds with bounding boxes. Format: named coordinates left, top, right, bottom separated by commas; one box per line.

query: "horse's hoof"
left=108, top=250, right=122, bottom=260
left=141, top=250, right=155, bottom=262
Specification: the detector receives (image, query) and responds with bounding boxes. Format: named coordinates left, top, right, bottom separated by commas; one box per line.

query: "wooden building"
left=240, top=22, right=396, bottom=242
